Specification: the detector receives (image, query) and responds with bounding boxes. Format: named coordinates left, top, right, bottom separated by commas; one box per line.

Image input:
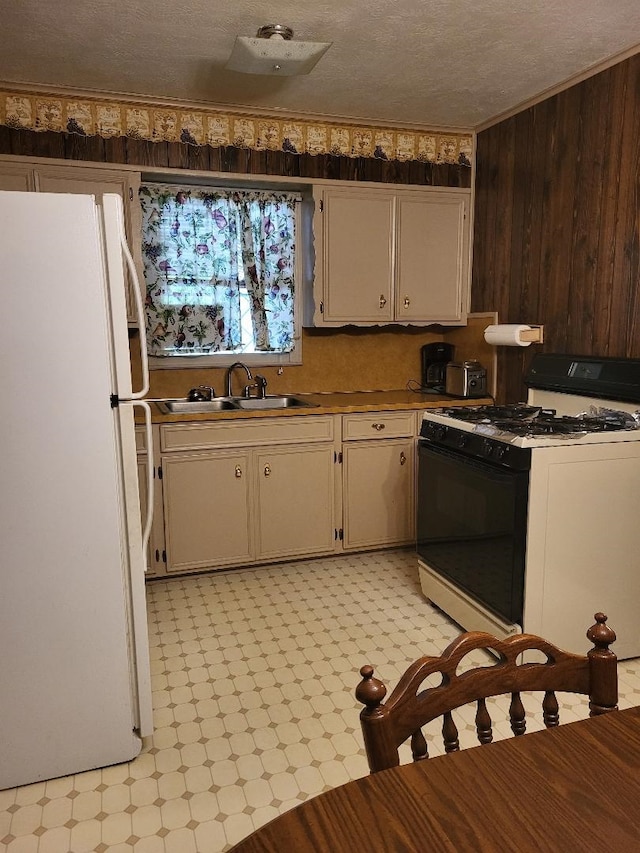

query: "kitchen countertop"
left=145, top=390, right=494, bottom=424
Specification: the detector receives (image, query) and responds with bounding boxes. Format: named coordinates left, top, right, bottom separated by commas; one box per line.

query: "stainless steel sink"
left=156, top=398, right=239, bottom=414
left=232, top=395, right=315, bottom=410
left=156, top=395, right=315, bottom=414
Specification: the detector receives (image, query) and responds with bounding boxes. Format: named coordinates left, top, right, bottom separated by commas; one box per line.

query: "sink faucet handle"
left=187, top=385, right=215, bottom=402
left=255, top=375, right=268, bottom=399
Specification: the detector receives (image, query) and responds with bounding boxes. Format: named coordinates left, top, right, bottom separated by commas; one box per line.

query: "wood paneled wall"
left=472, top=54, right=640, bottom=403
left=0, top=126, right=471, bottom=188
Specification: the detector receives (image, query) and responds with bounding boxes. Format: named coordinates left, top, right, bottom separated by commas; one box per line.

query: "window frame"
left=142, top=181, right=305, bottom=371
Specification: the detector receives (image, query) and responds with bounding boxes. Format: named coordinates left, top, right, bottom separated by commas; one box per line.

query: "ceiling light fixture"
left=226, top=24, right=332, bottom=76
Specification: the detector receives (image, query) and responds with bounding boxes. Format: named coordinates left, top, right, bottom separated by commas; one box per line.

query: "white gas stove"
left=417, top=353, right=640, bottom=660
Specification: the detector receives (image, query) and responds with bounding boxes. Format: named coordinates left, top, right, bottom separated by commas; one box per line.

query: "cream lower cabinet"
left=255, top=444, right=336, bottom=561
left=158, top=416, right=337, bottom=575
left=135, top=425, right=165, bottom=578
left=162, top=449, right=253, bottom=573
left=148, top=410, right=417, bottom=578
left=341, top=412, right=416, bottom=550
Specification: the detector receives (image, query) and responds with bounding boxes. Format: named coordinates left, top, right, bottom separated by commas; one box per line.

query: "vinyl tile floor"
left=3, top=549, right=640, bottom=853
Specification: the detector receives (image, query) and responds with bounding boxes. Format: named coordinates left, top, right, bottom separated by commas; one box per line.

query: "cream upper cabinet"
left=341, top=412, right=416, bottom=550
left=317, top=187, right=396, bottom=323
left=310, top=185, right=470, bottom=327
left=34, top=164, right=143, bottom=323
left=395, top=193, right=468, bottom=322
left=0, top=162, right=35, bottom=191
left=0, top=158, right=143, bottom=323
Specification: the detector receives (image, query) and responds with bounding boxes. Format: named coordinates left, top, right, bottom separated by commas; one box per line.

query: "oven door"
left=417, top=440, right=529, bottom=624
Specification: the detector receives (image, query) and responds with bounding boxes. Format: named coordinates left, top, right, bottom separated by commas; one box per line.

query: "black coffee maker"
left=421, top=342, right=455, bottom=392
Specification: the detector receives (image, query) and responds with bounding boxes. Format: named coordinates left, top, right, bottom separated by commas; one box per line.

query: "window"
left=139, top=183, right=302, bottom=367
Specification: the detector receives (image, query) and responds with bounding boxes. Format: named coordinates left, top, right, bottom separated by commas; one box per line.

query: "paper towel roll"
left=484, top=324, right=533, bottom=347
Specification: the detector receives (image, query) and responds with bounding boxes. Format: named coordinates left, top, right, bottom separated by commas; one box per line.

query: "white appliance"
left=417, top=354, right=640, bottom=660
left=0, top=191, right=154, bottom=789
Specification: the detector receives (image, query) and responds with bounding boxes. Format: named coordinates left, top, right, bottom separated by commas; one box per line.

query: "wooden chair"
left=356, top=613, right=618, bottom=773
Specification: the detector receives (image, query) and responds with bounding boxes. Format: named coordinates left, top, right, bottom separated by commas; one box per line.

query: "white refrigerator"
left=0, top=190, right=154, bottom=789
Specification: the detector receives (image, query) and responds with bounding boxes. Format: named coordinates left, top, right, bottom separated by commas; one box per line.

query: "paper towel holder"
left=484, top=323, right=545, bottom=346
left=516, top=325, right=544, bottom=343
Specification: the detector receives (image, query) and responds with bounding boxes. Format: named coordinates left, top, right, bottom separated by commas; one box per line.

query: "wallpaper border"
left=0, top=89, right=473, bottom=166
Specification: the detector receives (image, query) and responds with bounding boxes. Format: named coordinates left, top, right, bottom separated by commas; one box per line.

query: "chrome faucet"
left=225, top=362, right=253, bottom=397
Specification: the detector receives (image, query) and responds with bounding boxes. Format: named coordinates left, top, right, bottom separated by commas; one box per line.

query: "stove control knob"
left=433, top=425, right=448, bottom=441
left=457, top=433, right=468, bottom=448
left=494, top=445, right=507, bottom=460
left=481, top=439, right=493, bottom=457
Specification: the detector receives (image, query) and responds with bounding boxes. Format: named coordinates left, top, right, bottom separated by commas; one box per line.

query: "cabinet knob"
left=235, top=465, right=242, bottom=478
left=379, top=294, right=387, bottom=308
left=264, top=464, right=272, bottom=477
left=403, top=296, right=410, bottom=309
left=372, top=422, right=386, bottom=431
left=400, top=451, right=407, bottom=465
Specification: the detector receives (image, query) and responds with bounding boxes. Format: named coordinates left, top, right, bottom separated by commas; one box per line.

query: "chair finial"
left=356, top=665, right=387, bottom=711
left=587, top=613, right=616, bottom=650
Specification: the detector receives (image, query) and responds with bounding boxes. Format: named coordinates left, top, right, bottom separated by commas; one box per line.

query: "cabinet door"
left=0, top=163, right=34, bottom=191
left=34, top=165, right=142, bottom=322
left=255, top=444, right=335, bottom=560
left=137, top=457, right=160, bottom=577
left=343, top=438, right=415, bottom=550
left=395, top=193, right=468, bottom=323
left=137, top=473, right=166, bottom=578
left=137, top=424, right=167, bottom=577
left=162, top=451, right=252, bottom=573
left=320, top=188, right=395, bottom=322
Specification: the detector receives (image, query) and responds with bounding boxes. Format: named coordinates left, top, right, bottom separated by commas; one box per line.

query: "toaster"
left=445, top=360, right=487, bottom=398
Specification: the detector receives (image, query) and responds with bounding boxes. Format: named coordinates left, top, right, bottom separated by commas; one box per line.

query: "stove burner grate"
left=439, top=404, right=551, bottom=423
left=434, top=404, right=638, bottom=437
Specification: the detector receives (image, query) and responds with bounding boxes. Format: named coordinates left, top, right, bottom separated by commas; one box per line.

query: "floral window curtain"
left=240, top=196, right=297, bottom=352
left=139, top=184, right=299, bottom=356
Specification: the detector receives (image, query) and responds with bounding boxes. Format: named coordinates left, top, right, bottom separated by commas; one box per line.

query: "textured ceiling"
left=2, top=0, right=640, bottom=129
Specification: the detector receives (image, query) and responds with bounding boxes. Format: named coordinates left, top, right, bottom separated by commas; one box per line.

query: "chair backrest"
left=356, top=613, right=618, bottom=773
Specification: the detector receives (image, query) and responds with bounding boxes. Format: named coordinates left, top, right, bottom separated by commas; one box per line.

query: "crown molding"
left=476, top=42, right=640, bottom=132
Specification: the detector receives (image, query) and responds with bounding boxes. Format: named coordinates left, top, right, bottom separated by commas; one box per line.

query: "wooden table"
left=229, top=706, right=640, bottom=852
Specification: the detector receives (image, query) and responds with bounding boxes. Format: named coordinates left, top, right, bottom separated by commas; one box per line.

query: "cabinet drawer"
left=161, top=415, right=335, bottom=452
left=342, top=411, right=416, bottom=440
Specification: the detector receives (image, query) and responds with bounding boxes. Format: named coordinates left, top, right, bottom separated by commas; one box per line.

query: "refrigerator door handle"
left=134, top=401, right=154, bottom=564
left=120, top=231, right=151, bottom=400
